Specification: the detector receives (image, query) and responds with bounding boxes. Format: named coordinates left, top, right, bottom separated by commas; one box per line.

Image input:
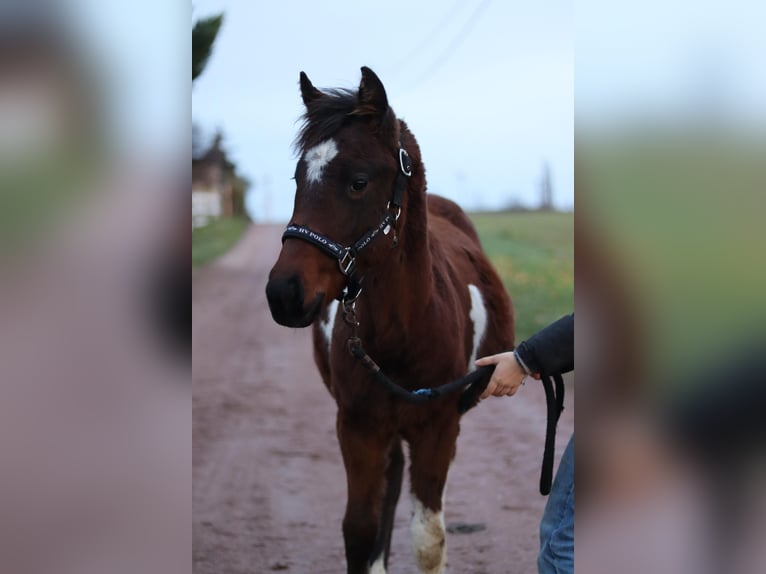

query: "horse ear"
left=299, top=71, right=322, bottom=106
left=357, top=66, right=388, bottom=116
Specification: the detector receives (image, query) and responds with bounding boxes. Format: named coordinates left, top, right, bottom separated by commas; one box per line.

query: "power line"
left=389, top=0, right=466, bottom=74
left=409, top=0, right=492, bottom=89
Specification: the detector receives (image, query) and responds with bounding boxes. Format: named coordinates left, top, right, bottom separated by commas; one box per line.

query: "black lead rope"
left=348, top=339, right=496, bottom=404
left=539, top=372, right=566, bottom=495
left=349, top=318, right=565, bottom=497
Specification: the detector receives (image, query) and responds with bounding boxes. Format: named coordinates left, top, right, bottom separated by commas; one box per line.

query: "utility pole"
left=539, top=162, right=554, bottom=211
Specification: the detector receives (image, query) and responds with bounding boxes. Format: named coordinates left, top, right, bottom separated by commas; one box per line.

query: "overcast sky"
left=191, top=0, right=573, bottom=222
left=576, top=1, right=766, bottom=129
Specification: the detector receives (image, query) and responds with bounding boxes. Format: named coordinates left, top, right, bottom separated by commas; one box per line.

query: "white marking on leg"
left=304, top=139, right=338, bottom=183
left=369, top=554, right=387, bottom=574
left=467, top=284, right=488, bottom=370
left=410, top=495, right=446, bottom=574
left=319, top=299, right=338, bottom=351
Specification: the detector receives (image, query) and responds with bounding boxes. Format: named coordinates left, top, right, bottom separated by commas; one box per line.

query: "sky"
left=191, top=0, right=573, bottom=222
left=46, top=0, right=762, bottom=225
left=575, top=0, right=766, bottom=128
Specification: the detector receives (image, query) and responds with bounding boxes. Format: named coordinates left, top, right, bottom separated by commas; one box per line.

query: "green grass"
left=580, top=134, right=766, bottom=381
left=192, top=217, right=250, bottom=268
left=470, top=211, right=574, bottom=342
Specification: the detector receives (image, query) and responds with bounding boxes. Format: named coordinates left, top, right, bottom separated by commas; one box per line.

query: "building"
left=192, top=133, right=234, bottom=227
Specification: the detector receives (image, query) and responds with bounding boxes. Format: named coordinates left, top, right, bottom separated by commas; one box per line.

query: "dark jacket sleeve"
left=515, top=314, right=573, bottom=376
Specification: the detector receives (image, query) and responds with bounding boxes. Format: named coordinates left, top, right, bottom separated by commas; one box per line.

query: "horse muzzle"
left=265, top=273, right=324, bottom=328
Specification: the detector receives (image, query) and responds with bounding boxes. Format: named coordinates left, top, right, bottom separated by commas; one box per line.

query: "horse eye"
left=350, top=178, right=368, bottom=192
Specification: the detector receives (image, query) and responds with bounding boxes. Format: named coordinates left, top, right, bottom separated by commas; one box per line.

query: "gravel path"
left=193, top=223, right=574, bottom=574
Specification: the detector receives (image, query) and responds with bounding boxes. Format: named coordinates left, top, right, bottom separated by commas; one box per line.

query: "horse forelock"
left=294, top=88, right=357, bottom=155
left=294, top=88, right=400, bottom=157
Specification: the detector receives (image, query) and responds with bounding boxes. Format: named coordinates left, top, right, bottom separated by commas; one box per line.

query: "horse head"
left=266, top=67, right=414, bottom=327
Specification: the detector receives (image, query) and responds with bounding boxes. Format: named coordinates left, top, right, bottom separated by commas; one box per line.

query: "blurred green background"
left=580, top=132, right=766, bottom=385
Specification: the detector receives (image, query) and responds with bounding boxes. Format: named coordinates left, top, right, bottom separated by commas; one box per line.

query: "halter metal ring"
left=386, top=201, right=402, bottom=223
left=339, top=249, right=355, bottom=276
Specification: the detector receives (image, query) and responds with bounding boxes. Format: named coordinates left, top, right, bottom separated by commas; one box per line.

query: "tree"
left=231, top=174, right=252, bottom=221
left=191, top=12, right=252, bottom=220
left=192, top=14, right=223, bottom=82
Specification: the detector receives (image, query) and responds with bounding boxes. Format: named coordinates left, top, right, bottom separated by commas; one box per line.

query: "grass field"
left=470, top=211, right=574, bottom=342
left=192, top=217, right=250, bottom=269
left=581, top=135, right=766, bottom=380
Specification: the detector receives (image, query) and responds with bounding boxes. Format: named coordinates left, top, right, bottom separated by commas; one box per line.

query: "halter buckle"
left=398, top=148, right=412, bottom=177
left=338, top=249, right=356, bottom=276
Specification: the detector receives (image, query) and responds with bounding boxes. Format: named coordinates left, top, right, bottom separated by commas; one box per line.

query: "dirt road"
left=193, top=224, right=574, bottom=574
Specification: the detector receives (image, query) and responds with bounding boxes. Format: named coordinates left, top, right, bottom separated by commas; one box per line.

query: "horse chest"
left=313, top=281, right=487, bottom=374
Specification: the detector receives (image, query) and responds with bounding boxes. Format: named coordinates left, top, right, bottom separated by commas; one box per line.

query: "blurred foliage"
left=470, top=211, right=574, bottom=342
left=231, top=174, right=251, bottom=221
left=192, top=13, right=223, bottom=82
left=0, top=151, right=96, bottom=256
left=191, top=14, right=253, bottom=221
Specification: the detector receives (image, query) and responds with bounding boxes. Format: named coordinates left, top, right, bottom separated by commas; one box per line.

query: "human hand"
left=476, top=351, right=530, bottom=399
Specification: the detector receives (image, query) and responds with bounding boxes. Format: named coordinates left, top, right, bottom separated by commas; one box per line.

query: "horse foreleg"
left=369, top=439, right=404, bottom=573
left=407, top=417, right=459, bottom=574
left=337, top=411, right=394, bottom=574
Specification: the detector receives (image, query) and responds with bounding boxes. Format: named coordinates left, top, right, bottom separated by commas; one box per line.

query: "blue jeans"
left=538, top=434, right=574, bottom=574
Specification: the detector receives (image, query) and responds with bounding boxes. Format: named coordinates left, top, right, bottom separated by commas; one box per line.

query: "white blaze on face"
left=319, top=299, right=339, bottom=351
left=304, top=139, right=338, bottom=183
left=410, top=496, right=446, bottom=574
left=467, top=284, right=488, bottom=371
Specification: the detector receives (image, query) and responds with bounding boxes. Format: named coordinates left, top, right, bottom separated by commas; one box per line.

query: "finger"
left=480, top=380, right=497, bottom=400
left=475, top=355, right=498, bottom=367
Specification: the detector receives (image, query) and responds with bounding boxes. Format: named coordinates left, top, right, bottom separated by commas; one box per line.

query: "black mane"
left=294, top=88, right=359, bottom=155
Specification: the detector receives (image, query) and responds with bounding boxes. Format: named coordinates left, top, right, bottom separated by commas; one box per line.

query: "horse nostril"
left=266, top=273, right=305, bottom=316
left=286, top=275, right=301, bottom=301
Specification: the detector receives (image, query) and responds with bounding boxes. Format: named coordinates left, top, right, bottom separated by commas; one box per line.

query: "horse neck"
left=359, top=168, right=433, bottom=342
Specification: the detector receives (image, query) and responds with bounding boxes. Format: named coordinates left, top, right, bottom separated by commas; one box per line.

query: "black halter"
left=282, top=145, right=412, bottom=303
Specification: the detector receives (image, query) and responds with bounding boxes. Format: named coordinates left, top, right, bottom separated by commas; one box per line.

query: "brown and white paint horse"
left=266, top=67, right=514, bottom=574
